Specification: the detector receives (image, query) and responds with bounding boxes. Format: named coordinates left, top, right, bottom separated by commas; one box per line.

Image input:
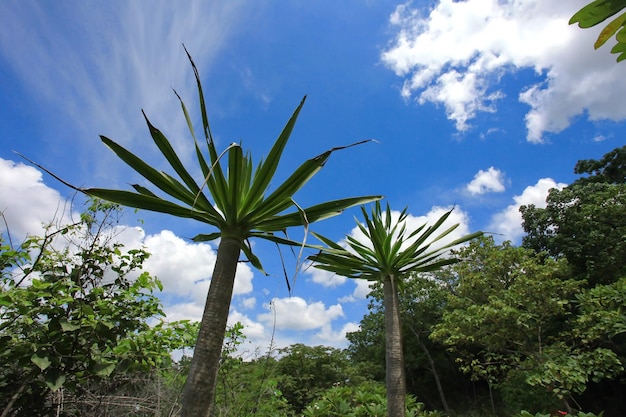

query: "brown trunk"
left=384, top=274, right=406, bottom=417
left=409, top=326, right=451, bottom=415
left=181, top=237, right=242, bottom=417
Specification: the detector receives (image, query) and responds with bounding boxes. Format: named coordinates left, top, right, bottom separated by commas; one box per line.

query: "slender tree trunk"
left=1, top=374, right=31, bottom=417
left=409, top=327, right=451, bottom=415
left=182, top=237, right=242, bottom=417
left=384, top=274, right=406, bottom=417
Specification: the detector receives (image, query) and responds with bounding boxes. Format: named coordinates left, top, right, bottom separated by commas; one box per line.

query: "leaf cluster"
left=571, top=0, right=626, bottom=61
left=310, top=201, right=482, bottom=284
left=0, top=201, right=197, bottom=416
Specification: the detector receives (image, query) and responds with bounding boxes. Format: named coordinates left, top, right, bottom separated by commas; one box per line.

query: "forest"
left=1, top=145, right=625, bottom=416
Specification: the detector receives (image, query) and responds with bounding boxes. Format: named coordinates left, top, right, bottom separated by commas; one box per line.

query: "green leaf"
left=0, top=293, right=12, bottom=306
left=100, top=136, right=197, bottom=206
left=31, top=353, right=52, bottom=370
left=570, top=0, right=626, bottom=28
left=92, top=361, right=117, bottom=377
left=44, top=370, right=66, bottom=391
left=60, top=319, right=81, bottom=332
left=241, top=96, right=306, bottom=215
left=595, top=11, right=626, bottom=48
left=255, top=195, right=383, bottom=231
left=83, top=188, right=216, bottom=224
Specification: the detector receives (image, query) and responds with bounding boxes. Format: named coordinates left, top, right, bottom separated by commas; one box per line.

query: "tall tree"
left=33, top=50, right=381, bottom=416
left=521, top=145, right=626, bottom=286
left=347, top=275, right=459, bottom=413
left=309, top=202, right=481, bottom=417
left=432, top=236, right=624, bottom=413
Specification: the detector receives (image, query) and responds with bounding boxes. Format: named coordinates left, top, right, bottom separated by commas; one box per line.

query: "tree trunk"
left=384, top=274, right=406, bottom=417
left=181, top=237, right=242, bottom=417
left=409, top=326, right=451, bottom=415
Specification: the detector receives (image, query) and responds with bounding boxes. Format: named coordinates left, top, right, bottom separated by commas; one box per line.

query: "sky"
left=1, top=0, right=624, bottom=355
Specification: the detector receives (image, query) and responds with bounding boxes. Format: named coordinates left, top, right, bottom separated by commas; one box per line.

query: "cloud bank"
left=382, top=0, right=625, bottom=142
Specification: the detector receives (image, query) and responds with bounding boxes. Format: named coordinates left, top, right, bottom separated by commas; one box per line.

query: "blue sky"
left=1, top=0, right=624, bottom=353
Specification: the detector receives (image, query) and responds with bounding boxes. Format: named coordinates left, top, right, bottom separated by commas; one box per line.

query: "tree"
left=570, top=0, right=626, bottom=61
left=274, top=344, right=367, bottom=413
left=348, top=275, right=464, bottom=414
left=0, top=200, right=197, bottom=417
left=309, top=202, right=481, bottom=417
left=573, top=145, right=626, bottom=185
left=301, top=380, right=442, bottom=417
left=30, top=49, right=381, bottom=416
left=212, top=323, right=292, bottom=417
left=431, top=236, right=624, bottom=413
left=521, top=145, right=626, bottom=286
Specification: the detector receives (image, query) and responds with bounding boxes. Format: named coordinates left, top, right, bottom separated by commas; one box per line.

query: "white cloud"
left=0, top=158, right=75, bottom=241
left=308, top=268, right=347, bottom=288
left=467, top=167, right=506, bottom=195
left=313, top=322, right=360, bottom=347
left=163, top=302, right=205, bottom=323
left=257, top=297, right=344, bottom=331
left=382, top=0, right=624, bottom=142
left=241, top=297, right=257, bottom=309
left=227, top=310, right=266, bottom=343
left=489, top=178, right=566, bottom=242
left=338, top=279, right=375, bottom=303
left=116, top=227, right=254, bottom=305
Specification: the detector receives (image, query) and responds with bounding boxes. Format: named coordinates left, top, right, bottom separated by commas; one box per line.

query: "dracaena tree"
left=35, top=50, right=381, bottom=417
left=309, top=202, right=481, bottom=417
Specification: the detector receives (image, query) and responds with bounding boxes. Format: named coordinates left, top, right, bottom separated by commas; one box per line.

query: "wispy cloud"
left=0, top=1, right=248, bottom=178
left=382, top=0, right=626, bottom=142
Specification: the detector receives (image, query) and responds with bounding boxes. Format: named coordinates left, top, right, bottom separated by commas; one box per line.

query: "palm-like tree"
left=68, top=51, right=381, bottom=416
left=309, top=202, right=481, bottom=417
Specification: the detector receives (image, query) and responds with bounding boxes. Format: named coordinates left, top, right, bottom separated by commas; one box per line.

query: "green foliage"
left=0, top=200, right=197, bottom=416
left=310, top=202, right=482, bottom=284
left=346, top=305, right=387, bottom=382
left=570, top=0, right=626, bottom=61
left=275, top=343, right=368, bottom=413
left=517, top=412, right=604, bottom=417
left=301, top=381, right=443, bottom=417
left=522, top=146, right=626, bottom=286
left=575, top=277, right=626, bottom=342
left=431, top=236, right=626, bottom=404
left=213, top=322, right=293, bottom=417
left=521, top=183, right=626, bottom=286
left=573, top=145, right=626, bottom=185
left=432, top=237, right=576, bottom=383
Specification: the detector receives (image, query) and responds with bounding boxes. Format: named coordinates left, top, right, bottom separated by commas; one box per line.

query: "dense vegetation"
left=2, top=146, right=624, bottom=416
